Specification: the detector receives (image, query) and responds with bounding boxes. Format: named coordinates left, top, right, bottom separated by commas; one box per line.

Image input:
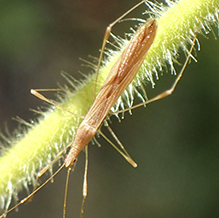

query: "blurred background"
left=1, top=0, right=219, bottom=218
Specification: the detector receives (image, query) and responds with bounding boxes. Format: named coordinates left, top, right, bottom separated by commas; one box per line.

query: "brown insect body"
left=65, top=19, right=157, bottom=167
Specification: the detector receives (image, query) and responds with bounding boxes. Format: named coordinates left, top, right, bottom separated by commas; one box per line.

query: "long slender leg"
left=98, top=129, right=137, bottom=167
left=31, top=89, right=84, bottom=118
left=115, top=35, right=197, bottom=115
left=106, top=125, right=133, bottom=160
left=93, top=0, right=148, bottom=99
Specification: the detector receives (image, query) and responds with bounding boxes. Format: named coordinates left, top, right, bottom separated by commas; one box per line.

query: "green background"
left=0, top=0, right=219, bottom=218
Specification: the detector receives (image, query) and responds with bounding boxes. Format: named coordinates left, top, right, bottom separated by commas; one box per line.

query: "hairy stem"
left=0, top=0, right=218, bottom=213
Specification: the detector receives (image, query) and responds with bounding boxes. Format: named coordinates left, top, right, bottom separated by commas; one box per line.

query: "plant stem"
left=0, top=0, right=218, bottom=213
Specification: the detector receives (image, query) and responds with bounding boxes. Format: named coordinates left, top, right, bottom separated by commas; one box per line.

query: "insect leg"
left=31, top=89, right=83, bottom=118
left=93, top=0, right=149, bottom=99
left=98, top=129, right=137, bottom=167
left=115, top=35, right=198, bottom=115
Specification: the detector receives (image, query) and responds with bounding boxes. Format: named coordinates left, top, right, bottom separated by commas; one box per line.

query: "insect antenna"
left=0, top=163, right=65, bottom=218
left=62, top=146, right=88, bottom=218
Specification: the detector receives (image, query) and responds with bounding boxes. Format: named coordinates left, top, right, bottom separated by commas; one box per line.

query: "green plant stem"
left=0, top=0, right=218, bottom=212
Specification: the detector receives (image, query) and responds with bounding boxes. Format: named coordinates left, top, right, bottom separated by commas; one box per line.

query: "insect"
left=65, top=18, right=157, bottom=168
left=0, top=0, right=197, bottom=217
left=31, top=16, right=157, bottom=218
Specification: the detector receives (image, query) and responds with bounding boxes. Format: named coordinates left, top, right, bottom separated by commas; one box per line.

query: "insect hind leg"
left=115, top=34, right=198, bottom=115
